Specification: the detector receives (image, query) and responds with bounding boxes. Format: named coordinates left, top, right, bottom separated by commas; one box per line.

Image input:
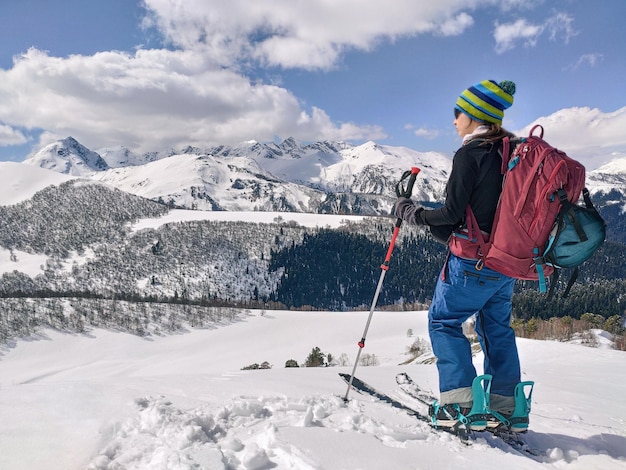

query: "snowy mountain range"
left=23, top=136, right=626, bottom=215
left=23, top=137, right=451, bottom=214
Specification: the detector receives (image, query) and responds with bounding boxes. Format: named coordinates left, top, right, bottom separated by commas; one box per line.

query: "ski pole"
left=343, top=166, right=421, bottom=402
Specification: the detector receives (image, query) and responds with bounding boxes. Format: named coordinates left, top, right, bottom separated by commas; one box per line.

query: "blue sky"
left=0, top=0, right=625, bottom=170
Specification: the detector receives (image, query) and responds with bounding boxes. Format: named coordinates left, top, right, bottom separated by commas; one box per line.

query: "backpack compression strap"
left=464, top=204, right=549, bottom=291
left=557, top=188, right=588, bottom=242
left=463, top=205, right=488, bottom=270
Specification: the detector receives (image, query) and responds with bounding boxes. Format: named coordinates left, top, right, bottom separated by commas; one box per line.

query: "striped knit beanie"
left=455, top=80, right=516, bottom=124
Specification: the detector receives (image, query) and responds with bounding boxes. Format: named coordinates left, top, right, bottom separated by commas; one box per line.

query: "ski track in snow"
left=87, top=393, right=439, bottom=470
left=1, top=311, right=626, bottom=470
left=85, top=388, right=626, bottom=470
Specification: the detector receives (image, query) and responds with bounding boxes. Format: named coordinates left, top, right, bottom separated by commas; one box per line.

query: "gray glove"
left=393, top=197, right=425, bottom=225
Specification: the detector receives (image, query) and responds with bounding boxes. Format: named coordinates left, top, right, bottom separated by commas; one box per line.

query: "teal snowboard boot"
left=461, top=374, right=491, bottom=431
left=429, top=374, right=492, bottom=431
left=488, top=381, right=534, bottom=433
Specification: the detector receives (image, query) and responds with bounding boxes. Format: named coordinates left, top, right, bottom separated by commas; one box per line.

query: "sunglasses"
left=454, top=108, right=461, bottom=118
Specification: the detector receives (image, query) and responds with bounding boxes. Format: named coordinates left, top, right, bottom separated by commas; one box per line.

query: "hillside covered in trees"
left=0, top=179, right=624, bottom=348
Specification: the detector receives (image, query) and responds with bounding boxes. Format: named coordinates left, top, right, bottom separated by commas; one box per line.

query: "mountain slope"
left=22, top=136, right=626, bottom=218
left=587, top=156, right=626, bottom=202
left=92, top=152, right=324, bottom=212
left=24, top=137, right=109, bottom=176
left=0, top=162, right=76, bottom=206
left=24, top=137, right=452, bottom=214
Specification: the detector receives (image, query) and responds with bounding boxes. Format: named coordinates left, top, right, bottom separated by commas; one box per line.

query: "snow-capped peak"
left=590, top=153, right=626, bottom=175
left=23, top=136, right=109, bottom=176
left=22, top=133, right=626, bottom=216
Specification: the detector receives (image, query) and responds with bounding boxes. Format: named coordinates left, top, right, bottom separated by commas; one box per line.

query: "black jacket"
left=422, top=139, right=504, bottom=236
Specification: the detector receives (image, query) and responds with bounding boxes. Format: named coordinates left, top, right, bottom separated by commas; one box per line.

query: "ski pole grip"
left=394, top=167, right=421, bottom=227
left=405, top=167, right=421, bottom=196
left=396, top=167, right=421, bottom=198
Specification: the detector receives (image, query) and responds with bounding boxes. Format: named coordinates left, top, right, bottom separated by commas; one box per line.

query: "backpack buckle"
left=475, top=258, right=484, bottom=271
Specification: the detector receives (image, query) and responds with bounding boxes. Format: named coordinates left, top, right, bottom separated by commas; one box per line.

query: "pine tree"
left=305, top=347, right=325, bottom=367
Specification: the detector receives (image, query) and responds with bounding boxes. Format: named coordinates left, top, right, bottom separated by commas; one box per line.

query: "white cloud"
left=0, top=1, right=596, bottom=159
left=493, top=11, right=575, bottom=54
left=413, top=127, right=440, bottom=139
left=35, top=131, right=66, bottom=149
left=497, top=0, right=544, bottom=11
left=517, top=106, right=626, bottom=170
left=565, top=53, right=604, bottom=71
left=0, top=1, right=505, bottom=155
left=141, top=0, right=500, bottom=70
left=494, top=18, right=542, bottom=53
left=436, top=13, right=475, bottom=37
left=0, top=48, right=383, bottom=153
left=545, top=11, right=577, bottom=44
left=0, top=124, right=27, bottom=146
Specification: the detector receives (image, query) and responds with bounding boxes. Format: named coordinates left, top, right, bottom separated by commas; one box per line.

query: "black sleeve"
left=421, top=143, right=482, bottom=227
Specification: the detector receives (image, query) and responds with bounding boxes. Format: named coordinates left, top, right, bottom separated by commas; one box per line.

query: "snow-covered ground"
left=131, top=209, right=366, bottom=232
left=1, top=162, right=625, bottom=469
left=1, top=309, right=625, bottom=470
left=0, top=162, right=76, bottom=205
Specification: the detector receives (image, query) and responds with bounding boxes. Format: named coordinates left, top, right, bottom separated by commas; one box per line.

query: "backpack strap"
left=562, top=267, right=579, bottom=298
left=546, top=187, right=597, bottom=300
left=464, top=205, right=488, bottom=270
left=547, top=266, right=579, bottom=300
left=465, top=204, right=548, bottom=290
left=556, top=189, right=588, bottom=242
left=500, top=137, right=510, bottom=174
left=546, top=270, right=559, bottom=301
left=581, top=187, right=594, bottom=208
left=533, top=248, right=549, bottom=293
left=498, top=135, right=524, bottom=174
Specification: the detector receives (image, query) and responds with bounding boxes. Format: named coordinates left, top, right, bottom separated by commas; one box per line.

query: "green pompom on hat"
left=455, top=80, right=516, bottom=125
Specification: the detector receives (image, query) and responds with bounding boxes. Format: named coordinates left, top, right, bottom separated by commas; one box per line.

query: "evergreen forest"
left=0, top=180, right=624, bottom=347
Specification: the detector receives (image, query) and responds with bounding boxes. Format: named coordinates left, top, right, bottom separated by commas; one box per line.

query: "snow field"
left=1, top=309, right=625, bottom=469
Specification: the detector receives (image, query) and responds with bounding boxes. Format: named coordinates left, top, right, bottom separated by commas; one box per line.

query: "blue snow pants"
left=428, top=253, right=520, bottom=402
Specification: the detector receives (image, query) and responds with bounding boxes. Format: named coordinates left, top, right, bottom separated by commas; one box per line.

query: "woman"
left=393, top=80, right=523, bottom=430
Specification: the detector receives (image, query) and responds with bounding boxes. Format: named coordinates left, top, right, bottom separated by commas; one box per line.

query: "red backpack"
left=449, top=125, right=586, bottom=292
